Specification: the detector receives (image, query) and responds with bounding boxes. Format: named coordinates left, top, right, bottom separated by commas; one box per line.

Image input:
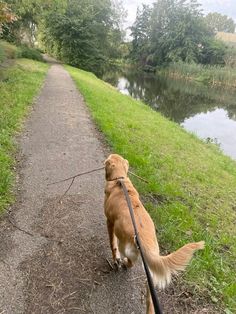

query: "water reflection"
left=182, top=109, right=236, bottom=159
left=102, top=69, right=236, bottom=159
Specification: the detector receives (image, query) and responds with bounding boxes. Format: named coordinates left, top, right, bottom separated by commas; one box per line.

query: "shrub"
left=0, top=45, right=5, bottom=63
left=0, top=40, right=17, bottom=61
left=200, top=38, right=227, bottom=65
left=16, top=45, right=43, bottom=62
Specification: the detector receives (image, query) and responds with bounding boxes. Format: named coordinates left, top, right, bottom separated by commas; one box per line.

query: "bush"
left=16, top=45, right=43, bottom=62
left=224, top=46, right=236, bottom=68
left=200, top=38, right=227, bottom=65
left=0, top=41, right=17, bottom=61
left=0, top=45, right=5, bottom=63
left=164, top=61, right=236, bottom=87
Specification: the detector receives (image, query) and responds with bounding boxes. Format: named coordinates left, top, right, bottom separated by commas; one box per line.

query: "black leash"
left=118, top=179, right=163, bottom=314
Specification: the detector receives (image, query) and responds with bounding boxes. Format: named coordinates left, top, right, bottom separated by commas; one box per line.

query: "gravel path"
left=0, top=63, right=146, bottom=314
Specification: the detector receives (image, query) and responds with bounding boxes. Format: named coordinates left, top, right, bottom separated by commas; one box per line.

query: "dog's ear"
left=104, top=158, right=109, bottom=165
left=124, top=159, right=129, bottom=173
left=104, top=159, right=115, bottom=168
left=104, top=156, right=112, bottom=165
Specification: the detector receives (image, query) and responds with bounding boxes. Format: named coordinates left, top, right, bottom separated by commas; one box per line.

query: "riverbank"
left=66, top=65, right=236, bottom=313
left=0, top=59, right=48, bottom=214
left=162, top=61, right=236, bottom=88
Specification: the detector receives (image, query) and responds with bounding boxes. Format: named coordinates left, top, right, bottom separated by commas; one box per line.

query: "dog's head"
left=104, top=154, right=129, bottom=181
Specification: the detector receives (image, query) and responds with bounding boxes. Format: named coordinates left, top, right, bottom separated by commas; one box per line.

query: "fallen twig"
left=8, top=216, right=34, bottom=237
left=47, top=166, right=105, bottom=186
left=105, top=258, right=114, bottom=270
left=48, top=166, right=148, bottom=187
left=8, top=216, right=62, bottom=244
left=58, top=177, right=75, bottom=203
left=48, top=165, right=149, bottom=203
left=128, top=275, right=146, bottom=282
left=60, top=290, right=78, bottom=301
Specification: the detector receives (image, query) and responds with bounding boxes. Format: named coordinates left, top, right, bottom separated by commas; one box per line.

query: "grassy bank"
left=162, top=62, right=236, bottom=88
left=66, top=65, right=236, bottom=313
left=0, top=59, right=48, bottom=214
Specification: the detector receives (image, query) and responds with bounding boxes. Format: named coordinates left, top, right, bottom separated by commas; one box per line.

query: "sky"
left=122, top=0, right=236, bottom=31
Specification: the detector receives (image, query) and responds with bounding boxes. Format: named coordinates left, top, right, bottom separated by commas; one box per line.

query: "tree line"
left=130, top=0, right=236, bottom=70
left=1, top=0, right=236, bottom=75
left=0, top=0, right=125, bottom=75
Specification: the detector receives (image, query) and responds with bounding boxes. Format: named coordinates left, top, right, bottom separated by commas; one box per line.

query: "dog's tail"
left=144, top=241, right=205, bottom=289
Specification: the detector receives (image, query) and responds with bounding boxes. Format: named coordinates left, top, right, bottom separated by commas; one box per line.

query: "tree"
left=39, top=0, right=124, bottom=75
left=2, top=0, right=66, bottom=44
left=1, top=0, right=124, bottom=75
left=0, top=1, right=16, bottom=34
left=130, top=0, right=213, bottom=67
left=130, top=5, right=152, bottom=65
left=204, top=12, right=235, bottom=33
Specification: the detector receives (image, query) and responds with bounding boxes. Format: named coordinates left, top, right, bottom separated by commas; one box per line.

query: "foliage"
left=204, top=12, right=236, bottom=33
left=0, top=43, right=3, bottom=61
left=224, top=47, right=236, bottom=68
left=1, top=0, right=65, bottom=45
left=130, top=4, right=152, bottom=65
left=200, top=38, right=227, bottom=65
left=1, top=0, right=125, bottom=76
left=67, top=64, right=236, bottom=312
left=39, top=0, right=124, bottom=76
left=0, top=39, right=17, bottom=62
left=0, top=59, right=48, bottom=214
left=0, top=1, right=16, bottom=33
left=130, top=0, right=232, bottom=69
left=16, top=45, right=43, bottom=61
left=163, top=61, right=236, bottom=87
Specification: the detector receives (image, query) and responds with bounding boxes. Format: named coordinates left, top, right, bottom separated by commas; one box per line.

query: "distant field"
left=216, top=32, right=236, bottom=48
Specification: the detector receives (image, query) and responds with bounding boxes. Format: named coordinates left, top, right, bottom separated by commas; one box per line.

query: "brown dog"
left=104, top=154, right=204, bottom=314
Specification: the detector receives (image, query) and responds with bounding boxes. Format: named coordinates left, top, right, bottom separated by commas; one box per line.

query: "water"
left=102, top=69, right=236, bottom=160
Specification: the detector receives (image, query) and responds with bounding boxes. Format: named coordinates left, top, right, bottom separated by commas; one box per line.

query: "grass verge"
left=0, top=59, right=48, bottom=214
left=66, top=65, right=236, bottom=313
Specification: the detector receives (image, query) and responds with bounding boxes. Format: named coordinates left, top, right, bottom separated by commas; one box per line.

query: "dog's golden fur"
left=104, top=154, right=204, bottom=314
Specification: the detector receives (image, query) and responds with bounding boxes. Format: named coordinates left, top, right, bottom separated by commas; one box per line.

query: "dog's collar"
left=107, top=176, right=125, bottom=182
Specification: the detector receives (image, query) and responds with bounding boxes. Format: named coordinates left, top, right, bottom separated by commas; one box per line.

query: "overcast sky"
left=123, top=0, right=236, bottom=30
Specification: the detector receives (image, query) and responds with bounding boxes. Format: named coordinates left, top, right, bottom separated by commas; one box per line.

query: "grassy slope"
left=66, top=65, right=236, bottom=312
left=0, top=59, right=48, bottom=214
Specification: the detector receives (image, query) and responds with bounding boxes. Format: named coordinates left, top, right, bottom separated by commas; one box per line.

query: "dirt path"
left=0, top=63, right=147, bottom=314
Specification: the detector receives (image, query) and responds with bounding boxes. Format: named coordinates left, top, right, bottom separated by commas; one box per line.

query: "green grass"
left=66, top=65, right=236, bottom=313
left=0, top=59, right=48, bottom=214
left=164, top=61, right=236, bottom=88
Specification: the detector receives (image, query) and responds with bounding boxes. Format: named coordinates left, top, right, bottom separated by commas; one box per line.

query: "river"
left=102, top=69, right=236, bottom=160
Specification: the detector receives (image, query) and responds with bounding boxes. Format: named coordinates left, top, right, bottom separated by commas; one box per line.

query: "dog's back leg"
left=121, top=243, right=139, bottom=268
left=107, top=220, right=120, bottom=262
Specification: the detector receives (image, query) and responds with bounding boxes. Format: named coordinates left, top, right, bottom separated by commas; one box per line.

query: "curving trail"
left=0, top=63, right=146, bottom=314
left=0, top=62, right=215, bottom=314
